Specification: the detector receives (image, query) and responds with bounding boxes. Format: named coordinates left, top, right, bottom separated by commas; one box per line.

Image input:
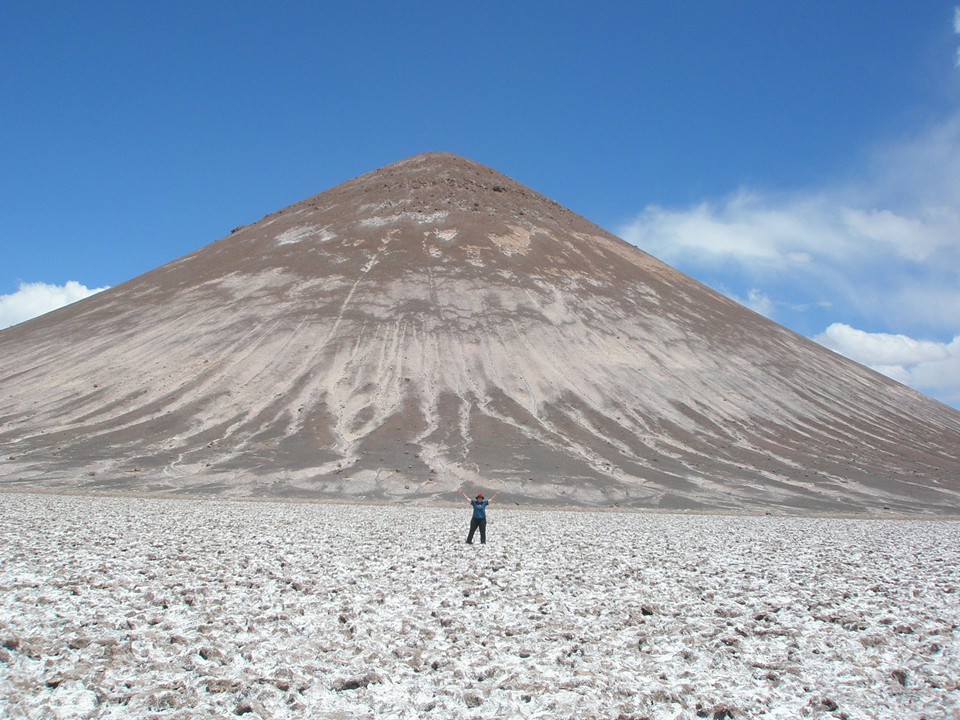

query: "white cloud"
left=720, top=287, right=775, bottom=318
left=620, top=184, right=960, bottom=302
left=744, top=289, right=773, bottom=317
left=840, top=206, right=954, bottom=262
left=815, top=324, right=960, bottom=404
left=621, top=191, right=846, bottom=271
left=955, top=6, right=960, bottom=66
left=618, top=109, right=960, bottom=337
left=0, top=281, right=109, bottom=330
left=815, top=323, right=950, bottom=367
left=618, top=90, right=960, bottom=409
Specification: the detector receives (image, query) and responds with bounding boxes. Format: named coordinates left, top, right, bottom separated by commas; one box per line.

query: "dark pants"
left=467, top=518, right=487, bottom=544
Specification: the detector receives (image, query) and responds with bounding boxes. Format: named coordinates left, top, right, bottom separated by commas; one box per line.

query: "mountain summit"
left=2, top=152, right=959, bottom=513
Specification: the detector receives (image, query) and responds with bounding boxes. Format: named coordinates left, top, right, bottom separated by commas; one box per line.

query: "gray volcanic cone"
left=2, top=152, right=960, bottom=513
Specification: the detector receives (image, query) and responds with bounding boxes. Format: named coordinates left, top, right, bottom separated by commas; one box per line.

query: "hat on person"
left=476, top=493, right=484, bottom=499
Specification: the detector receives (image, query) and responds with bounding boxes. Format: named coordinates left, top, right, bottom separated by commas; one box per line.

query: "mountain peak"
left=281, top=150, right=580, bottom=234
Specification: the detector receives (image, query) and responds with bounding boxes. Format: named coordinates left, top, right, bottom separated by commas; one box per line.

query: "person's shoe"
left=465, top=541, right=472, bottom=544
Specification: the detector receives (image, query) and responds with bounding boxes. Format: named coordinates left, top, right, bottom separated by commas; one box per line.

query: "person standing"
left=459, top=488, right=500, bottom=544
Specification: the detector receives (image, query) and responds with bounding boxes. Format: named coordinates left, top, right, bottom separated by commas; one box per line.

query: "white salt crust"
left=0, top=493, right=957, bottom=719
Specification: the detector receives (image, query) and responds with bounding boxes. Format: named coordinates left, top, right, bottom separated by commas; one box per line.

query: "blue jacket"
left=471, top=499, right=489, bottom=519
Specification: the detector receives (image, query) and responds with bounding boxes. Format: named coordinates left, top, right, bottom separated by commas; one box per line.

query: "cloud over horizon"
left=619, top=109, right=960, bottom=409
left=816, top=323, right=960, bottom=405
left=0, top=281, right=109, bottom=330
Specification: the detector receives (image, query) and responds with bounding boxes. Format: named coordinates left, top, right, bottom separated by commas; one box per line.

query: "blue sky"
left=2, top=2, right=959, bottom=408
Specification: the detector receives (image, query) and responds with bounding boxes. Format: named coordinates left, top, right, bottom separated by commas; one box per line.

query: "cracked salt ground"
left=0, top=494, right=958, bottom=719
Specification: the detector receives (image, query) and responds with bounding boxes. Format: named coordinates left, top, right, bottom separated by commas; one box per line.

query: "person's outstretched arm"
left=459, top=488, right=470, bottom=502
left=490, top=490, right=501, bottom=502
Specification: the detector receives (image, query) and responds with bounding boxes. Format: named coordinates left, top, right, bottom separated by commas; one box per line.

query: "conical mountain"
left=2, top=152, right=959, bottom=514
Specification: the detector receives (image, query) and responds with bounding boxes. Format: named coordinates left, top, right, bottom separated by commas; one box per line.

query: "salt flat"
left=0, top=493, right=957, bottom=719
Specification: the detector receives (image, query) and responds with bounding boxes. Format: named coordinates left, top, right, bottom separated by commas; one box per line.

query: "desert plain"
left=1, top=492, right=957, bottom=719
